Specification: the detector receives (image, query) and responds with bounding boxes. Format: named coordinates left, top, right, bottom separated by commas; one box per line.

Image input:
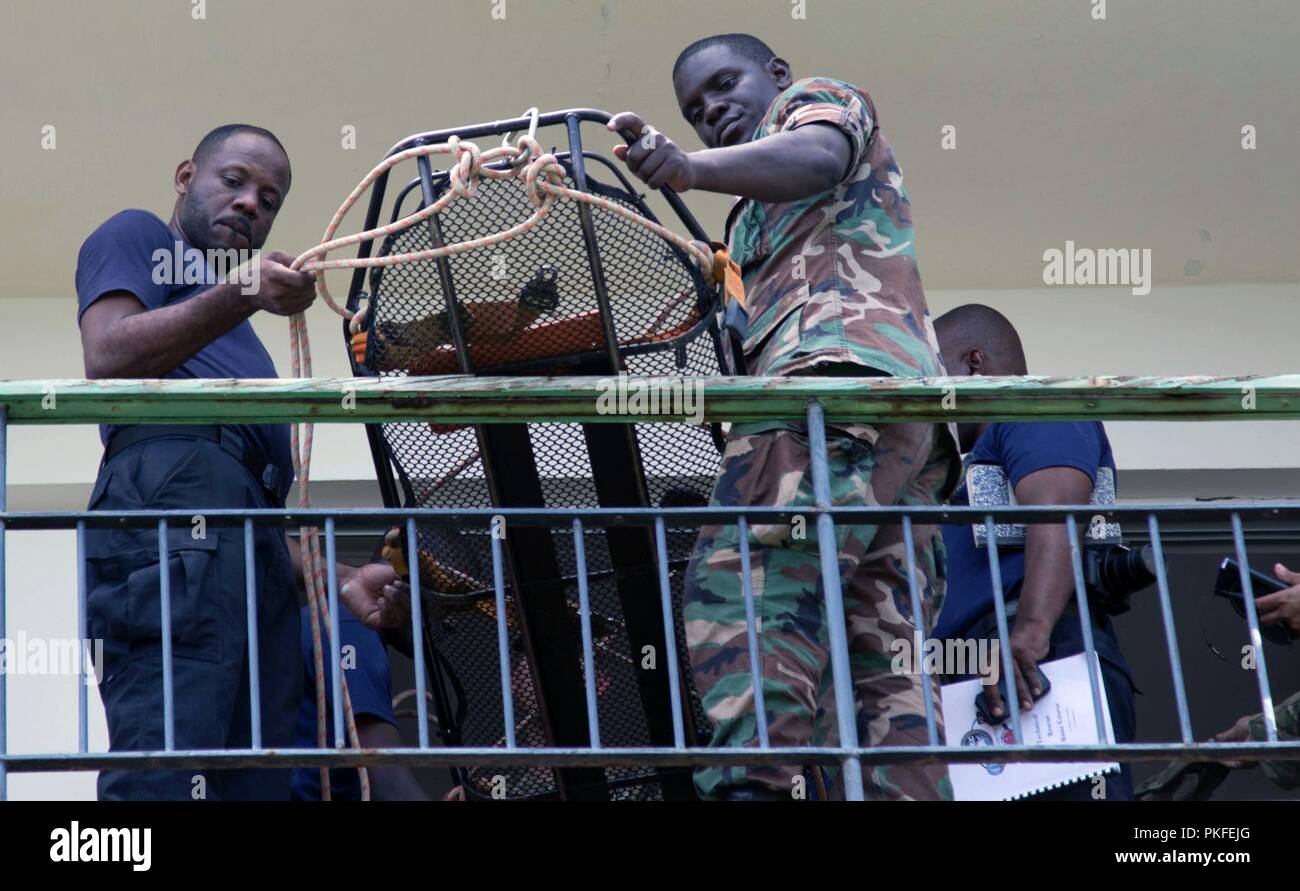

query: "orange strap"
left=381, top=527, right=409, bottom=577
left=711, top=242, right=745, bottom=310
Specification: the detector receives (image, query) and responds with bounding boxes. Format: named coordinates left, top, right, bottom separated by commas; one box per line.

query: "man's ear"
left=967, top=347, right=987, bottom=376
left=174, top=159, right=195, bottom=197
left=767, top=56, right=793, bottom=91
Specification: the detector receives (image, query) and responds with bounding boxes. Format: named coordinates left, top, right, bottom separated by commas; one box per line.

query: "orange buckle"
left=710, top=242, right=746, bottom=310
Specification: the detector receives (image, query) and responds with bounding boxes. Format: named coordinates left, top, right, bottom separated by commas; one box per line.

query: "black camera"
left=1084, top=543, right=1158, bottom=616
left=1213, top=558, right=1296, bottom=645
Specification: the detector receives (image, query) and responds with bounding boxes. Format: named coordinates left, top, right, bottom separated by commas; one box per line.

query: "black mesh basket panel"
left=352, top=153, right=724, bottom=800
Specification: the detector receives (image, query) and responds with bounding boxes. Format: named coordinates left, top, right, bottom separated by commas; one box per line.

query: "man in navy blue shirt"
left=292, top=603, right=429, bottom=801
left=76, top=124, right=410, bottom=800
left=933, top=304, right=1137, bottom=800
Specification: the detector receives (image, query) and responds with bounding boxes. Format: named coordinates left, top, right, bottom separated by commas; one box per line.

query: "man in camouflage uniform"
left=610, top=33, right=959, bottom=800
left=1200, top=695, right=1300, bottom=792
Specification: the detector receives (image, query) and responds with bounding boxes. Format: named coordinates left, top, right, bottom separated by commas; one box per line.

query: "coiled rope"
left=286, top=111, right=717, bottom=800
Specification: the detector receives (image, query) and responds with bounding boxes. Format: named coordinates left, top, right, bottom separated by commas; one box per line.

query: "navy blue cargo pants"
left=84, top=429, right=301, bottom=800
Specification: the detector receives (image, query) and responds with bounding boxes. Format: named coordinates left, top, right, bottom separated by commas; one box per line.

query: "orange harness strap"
left=711, top=242, right=745, bottom=310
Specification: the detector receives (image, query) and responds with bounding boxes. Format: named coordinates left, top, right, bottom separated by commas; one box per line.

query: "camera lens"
left=1098, top=544, right=1158, bottom=597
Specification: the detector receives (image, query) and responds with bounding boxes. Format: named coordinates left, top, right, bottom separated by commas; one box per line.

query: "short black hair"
left=935, top=303, right=1027, bottom=372
left=191, top=124, right=290, bottom=182
left=673, top=33, right=777, bottom=80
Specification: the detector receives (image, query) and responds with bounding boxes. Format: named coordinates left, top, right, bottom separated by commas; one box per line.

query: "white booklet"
left=941, top=652, right=1119, bottom=800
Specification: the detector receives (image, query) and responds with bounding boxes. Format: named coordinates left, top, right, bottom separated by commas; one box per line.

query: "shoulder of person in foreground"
left=75, top=209, right=177, bottom=316
left=763, top=76, right=874, bottom=179
left=983, top=420, right=1110, bottom=488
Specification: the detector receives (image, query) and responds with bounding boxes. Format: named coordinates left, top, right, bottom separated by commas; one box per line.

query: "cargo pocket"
left=121, top=535, right=224, bottom=664
left=738, top=427, right=852, bottom=554
left=85, top=552, right=130, bottom=667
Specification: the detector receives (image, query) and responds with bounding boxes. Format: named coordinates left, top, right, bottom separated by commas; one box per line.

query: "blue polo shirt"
left=934, top=421, right=1116, bottom=640
left=74, top=209, right=293, bottom=500
left=291, top=604, right=398, bottom=801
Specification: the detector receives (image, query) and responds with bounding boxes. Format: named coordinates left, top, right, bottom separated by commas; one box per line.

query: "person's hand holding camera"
left=1255, top=563, right=1300, bottom=634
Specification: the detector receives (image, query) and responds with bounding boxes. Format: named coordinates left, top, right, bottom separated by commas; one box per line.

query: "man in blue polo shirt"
left=76, top=124, right=410, bottom=800
left=291, top=602, right=429, bottom=801
left=933, top=304, right=1137, bottom=800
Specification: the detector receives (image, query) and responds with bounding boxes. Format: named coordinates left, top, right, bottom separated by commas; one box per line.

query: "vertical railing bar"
left=0, top=407, right=7, bottom=800
left=984, top=516, right=1021, bottom=742
left=901, top=517, right=938, bottom=747
left=1065, top=515, right=1108, bottom=743
left=325, top=517, right=344, bottom=748
left=564, top=114, right=624, bottom=371
left=653, top=517, right=687, bottom=749
left=76, top=519, right=88, bottom=754
left=243, top=518, right=262, bottom=749
left=158, top=519, right=174, bottom=751
left=806, top=402, right=864, bottom=801
left=1231, top=513, right=1278, bottom=741
left=1147, top=513, right=1193, bottom=743
left=490, top=534, right=517, bottom=749
left=736, top=516, right=770, bottom=750
left=406, top=518, right=429, bottom=749
left=571, top=518, right=602, bottom=749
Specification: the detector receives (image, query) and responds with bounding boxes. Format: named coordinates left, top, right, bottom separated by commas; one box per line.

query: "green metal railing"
left=2, top=373, right=1297, bottom=424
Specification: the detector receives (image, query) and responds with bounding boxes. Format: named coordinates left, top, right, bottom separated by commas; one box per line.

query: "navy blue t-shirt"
left=291, top=604, right=397, bottom=801
left=934, top=421, right=1116, bottom=640
left=74, top=209, right=293, bottom=500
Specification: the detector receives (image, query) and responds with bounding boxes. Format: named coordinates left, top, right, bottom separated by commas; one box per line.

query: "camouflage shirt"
left=726, top=77, right=946, bottom=381
left=1249, top=690, right=1300, bottom=790
left=724, top=77, right=958, bottom=471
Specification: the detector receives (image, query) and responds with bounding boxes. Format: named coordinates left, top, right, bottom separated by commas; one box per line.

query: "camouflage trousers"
left=683, top=420, right=955, bottom=800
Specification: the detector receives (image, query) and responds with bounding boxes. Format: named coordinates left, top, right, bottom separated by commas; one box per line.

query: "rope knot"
left=448, top=136, right=482, bottom=198
left=512, top=133, right=542, bottom=166
left=522, top=151, right=564, bottom=207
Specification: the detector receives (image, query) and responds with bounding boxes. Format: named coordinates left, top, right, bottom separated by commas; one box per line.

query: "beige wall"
left=3, top=532, right=108, bottom=801
left=0, top=0, right=1296, bottom=302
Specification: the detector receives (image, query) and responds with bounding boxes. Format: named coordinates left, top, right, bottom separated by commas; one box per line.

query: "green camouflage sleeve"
left=1248, top=689, right=1300, bottom=789
left=771, top=77, right=873, bottom=184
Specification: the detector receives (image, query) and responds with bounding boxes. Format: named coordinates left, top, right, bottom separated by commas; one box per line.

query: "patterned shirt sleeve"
left=770, top=77, right=874, bottom=183
left=1248, top=689, right=1300, bottom=789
